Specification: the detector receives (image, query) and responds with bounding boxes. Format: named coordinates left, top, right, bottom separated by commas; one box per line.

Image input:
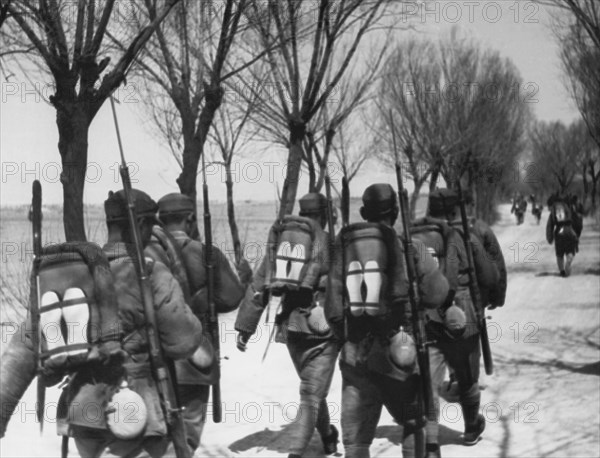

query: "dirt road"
left=1, top=204, right=599, bottom=457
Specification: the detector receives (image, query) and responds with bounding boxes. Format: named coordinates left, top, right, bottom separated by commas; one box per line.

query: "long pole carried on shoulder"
left=31, top=180, right=44, bottom=432
left=110, top=97, right=191, bottom=458
left=390, top=111, right=437, bottom=451
left=456, top=180, right=493, bottom=375
left=200, top=149, right=223, bottom=423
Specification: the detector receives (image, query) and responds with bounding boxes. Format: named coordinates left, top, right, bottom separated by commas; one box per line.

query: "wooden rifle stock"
left=395, top=164, right=437, bottom=431
left=110, top=97, right=191, bottom=458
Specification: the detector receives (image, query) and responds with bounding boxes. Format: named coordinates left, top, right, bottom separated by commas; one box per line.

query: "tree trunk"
left=590, top=164, right=598, bottom=211
left=177, top=133, right=202, bottom=203
left=429, top=168, right=440, bottom=193
left=177, top=84, right=224, bottom=202
left=280, top=119, right=306, bottom=216
left=225, top=161, right=242, bottom=264
left=56, top=106, right=90, bottom=242
left=307, top=157, right=317, bottom=193
left=409, top=181, right=422, bottom=220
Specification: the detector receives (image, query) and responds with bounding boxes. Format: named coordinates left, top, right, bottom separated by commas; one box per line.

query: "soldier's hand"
left=236, top=258, right=253, bottom=286
left=236, top=332, right=251, bottom=352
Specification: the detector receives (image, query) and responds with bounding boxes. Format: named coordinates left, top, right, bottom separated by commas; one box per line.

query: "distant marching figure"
left=546, top=194, right=580, bottom=277
left=510, top=192, right=527, bottom=225
left=529, top=194, right=542, bottom=225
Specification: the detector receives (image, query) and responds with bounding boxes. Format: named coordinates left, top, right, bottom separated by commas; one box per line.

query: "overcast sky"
left=0, top=1, right=581, bottom=206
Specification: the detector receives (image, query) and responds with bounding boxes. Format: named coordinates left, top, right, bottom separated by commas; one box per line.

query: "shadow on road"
left=374, top=423, right=463, bottom=446
left=508, top=358, right=600, bottom=377
left=228, top=424, right=330, bottom=457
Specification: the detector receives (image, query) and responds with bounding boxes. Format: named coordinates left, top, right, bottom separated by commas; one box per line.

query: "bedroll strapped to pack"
left=341, top=222, right=397, bottom=317
left=146, top=225, right=192, bottom=304
left=450, top=221, right=500, bottom=292
left=266, top=215, right=322, bottom=296
left=32, top=242, right=122, bottom=377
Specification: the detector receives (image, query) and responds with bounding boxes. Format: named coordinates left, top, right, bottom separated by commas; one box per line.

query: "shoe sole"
left=463, top=435, right=483, bottom=446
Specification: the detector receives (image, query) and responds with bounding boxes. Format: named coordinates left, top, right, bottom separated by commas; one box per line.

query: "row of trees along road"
left=525, top=1, right=599, bottom=214
left=374, top=30, right=531, bottom=223
left=1, top=1, right=597, bottom=240
left=0, top=0, right=394, bottom=242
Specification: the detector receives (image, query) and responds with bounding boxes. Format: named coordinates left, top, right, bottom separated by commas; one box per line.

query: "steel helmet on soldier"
left=299, top=192, right=327, bottom=217
left=104, top=189, right=158, bottom=222
left=157, top=193, right=195, bottom=218
left=360, top=184, right=399, bottom=222
left=388, top=329, right=417, bottom=370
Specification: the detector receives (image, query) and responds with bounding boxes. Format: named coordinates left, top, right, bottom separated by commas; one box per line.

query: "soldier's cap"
left=360, top=184, right=398, bottom=221
left=428, top=188, right=460, bottom=218
left=299, top=193, right=327, bottom=216
left=105, top=189, right=158, bottom=222
left=157, top=193, right=195, bottom=217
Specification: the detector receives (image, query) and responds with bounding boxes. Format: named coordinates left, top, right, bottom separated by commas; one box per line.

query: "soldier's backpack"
left=411, top=217, right=454, bottom=276
left=551, top=199, right=572, bottom=225
left=340, top=222, right=399, bottom=318
left=31, top=242, right=122, bottom=378
left=265, top=215, right=324, bottom=296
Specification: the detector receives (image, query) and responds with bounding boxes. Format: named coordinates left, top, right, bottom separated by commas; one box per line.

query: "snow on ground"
left=1, top=204, right=599, bottom=457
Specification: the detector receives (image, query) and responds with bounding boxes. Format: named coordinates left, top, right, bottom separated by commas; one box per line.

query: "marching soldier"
left=418, top=188, right=506, bottom=456
left=325, top=184, right=450, bottom=458
left=546, top=194, right=580, bottom=277
left=153, top=192, right=250, bottom=452
left=0, top=189, right=204, bottom=457
left=413, top=189, right=485, bottom=456
left=235, top=193, right=341, bottom=458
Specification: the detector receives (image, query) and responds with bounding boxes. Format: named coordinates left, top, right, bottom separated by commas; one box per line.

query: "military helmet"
left=428, top=188, right=460, bottom=218
left=299, top=192, right=327, bottom=217
left=157, top=193, right=195, bottom=217
left=104, top=189, right=158, bottom=222
left=388, top=329, right=417, bottom=370
left=360, top=184, right=398, bottom=221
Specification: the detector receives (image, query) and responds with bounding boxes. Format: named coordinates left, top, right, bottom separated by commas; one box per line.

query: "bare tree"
left=559, top=10, right=600, bottom=149
left=243, top=0, right=390, bottom=216
left=375, top=31, right=530, bottom=222
left=531, top=120, right=583, bottom=194
left=376, top=39, right=441, bottom=217
left=573, top=120, right=600, bottom=211
left=208, top=90, right=260, bottom=263
left=1, top=0, right=181, bottom=241
left=109, top=0, right=262, bottom=207
left=302, top=57, right=385, bottom=194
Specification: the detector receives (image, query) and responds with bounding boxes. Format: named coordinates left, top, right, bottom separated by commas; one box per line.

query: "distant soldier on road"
left=547, top=194, right=580, bottom=277
left=511, top=192, right=527, bottom=225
